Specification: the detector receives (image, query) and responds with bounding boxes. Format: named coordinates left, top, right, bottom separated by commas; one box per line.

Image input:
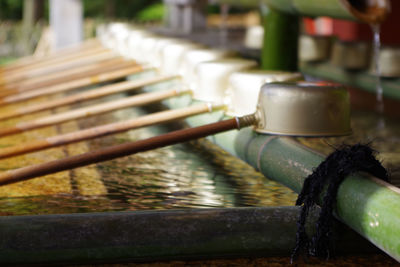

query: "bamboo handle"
left=0, top=43, right=107, bottom=78
left=0, top=118, right=240, bottom=186
left=0, top=57, right=128, bottom=91
left=18, top=51, right=118, bottom=81
left=0, top=39, right=101, bottom=72
left=0, top=50, right=115, bottom=87
left=0, top=104, right=215, bottom=159
left=0, top=43, right=103, bottom=75
left=0, top=61, right=140, bottom=97
left=0, top=65, right=147, bottom=105
left=0, top=75, right=177, bottom=121
left=3, top=46, right=108, bottom=74
left=0, top=88, right=187, bottom=138
left=0, top=47, right=112, bottom=84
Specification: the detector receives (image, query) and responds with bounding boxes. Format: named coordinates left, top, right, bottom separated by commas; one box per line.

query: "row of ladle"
left=0, top=22, right=351, bottom=186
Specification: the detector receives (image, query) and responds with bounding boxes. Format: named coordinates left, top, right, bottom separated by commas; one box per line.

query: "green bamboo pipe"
left=263, top=0, right=390, bottom=24
left=259, top=0, right=390, bottom=72
left=234, top=128, right=400, bottom=262
left=216, top=0, right=259, bottom=7
left=217, top=0, right=390, bottom=23
left=0, top=207, right=377, bottom=265
left=300, top=62, right=400, bottom=101
left=260, top=8, right=299, bottom=71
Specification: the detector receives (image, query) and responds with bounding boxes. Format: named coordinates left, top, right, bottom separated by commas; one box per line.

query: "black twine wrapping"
left=291, top=144, right=389, bottom=262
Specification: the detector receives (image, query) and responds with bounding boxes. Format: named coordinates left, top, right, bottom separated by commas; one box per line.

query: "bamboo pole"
left=0, top=57, right=130, bottom=91
left=0, top=117, right=247, bottom=186
left=235, top=128, right=400, bottom=262
left=261, top=9, right=299, bottom=71
left=2, top=50, right=118, bottom=84
left=0, top=104, right=217, bottom=159
left=0, top=41, right=101, bottom=74
left=0, top=75, right=177, bottom=121
left=0, top=45, right=107, bottom=77
left=0, top=61, right=141, bottom=98
left=0, top=38, right=101, bottom=72
left=0, top=48, right=115, bottom=85
left=218, top=0, right=390, bottom=24
left=0, top=64, right=149, bottom=104
left=0, top=88, right=189, bottom=138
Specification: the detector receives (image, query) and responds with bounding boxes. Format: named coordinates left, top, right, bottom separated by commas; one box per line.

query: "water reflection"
left=0, top=96, right=296, bottom=215
left=0, top=92, right=397, bottom=216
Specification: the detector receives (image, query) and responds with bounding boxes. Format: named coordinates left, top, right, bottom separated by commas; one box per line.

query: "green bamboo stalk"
left=216, top=0, right=389, bottom=23
left=235, top=128, right=400, bottom=262
left=264, top=0, right=354, bottom=20
left=260, top=8, right=299, bottom=71
left=0, top=207, right=376, bottom=264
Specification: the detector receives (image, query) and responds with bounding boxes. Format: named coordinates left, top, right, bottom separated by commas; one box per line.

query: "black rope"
left=291, top=144, right=389, bottom=262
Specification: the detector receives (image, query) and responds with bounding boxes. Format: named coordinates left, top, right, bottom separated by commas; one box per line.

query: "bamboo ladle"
left=0, top=42, right=234, bottom=111
left=0, top=103, right=220, bottom=159
left=0, top=42, right=226, bottom=123
left=0, top=64, right=149, bottom=105
left=6, top=49, right=118, bottom=82
left=0, top=67, right=302, bottom=157
left=0, top=75, right=176, bottom=121
left=0, top=46, right=112, bottom=84
left=0, top=82, right=351, bottom=186
left=0, top=87, right=188, bottom=138
left=0, top=57, right=134, bottom=92
left=0, top=56, right=257, bottom=136
left=0, top=43, right=107, bottom=75
left=0, top=38, right=101, bottom=72
left=0, top=38, right=102, bottom=73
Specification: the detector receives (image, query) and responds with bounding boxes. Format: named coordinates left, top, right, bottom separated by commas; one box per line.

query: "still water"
left=0, top=92, right=399, bottom=216
left=0, top=94, right=297, bottom=215
left=0, top=91, right=398, bottom=265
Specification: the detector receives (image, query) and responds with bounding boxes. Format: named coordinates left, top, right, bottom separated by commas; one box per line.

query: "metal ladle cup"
left=253, top=81, right=352, bottom=136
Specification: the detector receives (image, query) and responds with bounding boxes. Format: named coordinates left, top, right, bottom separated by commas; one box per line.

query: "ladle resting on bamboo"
left=0, top=57, right=134, bottom=92
left=0, top=115, right=255, bottom=186
left=0, top=75, right=177, bottom=121
left=0, top=87, right=188, bottom=137
left=0, top=82, right=351, bottom=187
left=0, top=64, right=149, bottom=105
left=0, top=47, right=113, bottom=85
left=0, top=103, right=220, bottom=159
left=0, top=38, right=101, bottom=73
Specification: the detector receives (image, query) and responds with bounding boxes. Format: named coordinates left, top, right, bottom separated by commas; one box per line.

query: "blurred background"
left=0, top=0, right=261, bottom=62
left=0, top=0, right=166, bottom=60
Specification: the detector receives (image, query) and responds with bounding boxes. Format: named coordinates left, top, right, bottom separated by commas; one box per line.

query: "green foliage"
left=83, top=0, right=161, bottom=19
left=0, top=0, right=23, bottom=20
left=83, top=0, right=107, bottom=18
left=0, top=0, right=162, bottom=21
left=136, top=3, right=164, bottom=21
